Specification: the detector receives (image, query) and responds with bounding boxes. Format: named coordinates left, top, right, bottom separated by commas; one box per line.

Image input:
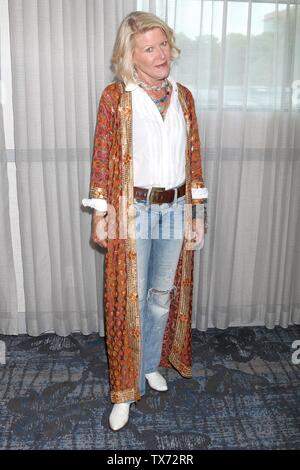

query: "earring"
left=133, top=66, right=138, bottom=82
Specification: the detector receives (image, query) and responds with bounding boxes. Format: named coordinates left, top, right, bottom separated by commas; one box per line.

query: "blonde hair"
left=111, top=11, right=180, bottom=85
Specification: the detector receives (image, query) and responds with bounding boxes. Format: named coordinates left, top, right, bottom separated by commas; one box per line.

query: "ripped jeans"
left=133, top=195, right=185, bottom=398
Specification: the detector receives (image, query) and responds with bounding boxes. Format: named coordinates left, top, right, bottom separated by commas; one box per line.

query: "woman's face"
left=132, top=27, right=171, bottom=85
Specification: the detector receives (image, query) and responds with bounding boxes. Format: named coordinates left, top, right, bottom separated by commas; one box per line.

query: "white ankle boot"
left=145, top=371, right=168, bottom=391
left=109, top=403, right=131, bottom=431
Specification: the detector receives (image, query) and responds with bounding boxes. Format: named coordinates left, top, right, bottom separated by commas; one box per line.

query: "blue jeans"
left=132, top=195, right=185, bottom=399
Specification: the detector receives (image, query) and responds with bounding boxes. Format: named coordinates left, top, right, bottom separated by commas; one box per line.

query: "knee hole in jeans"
left=147, top=286, right=176, bottom=309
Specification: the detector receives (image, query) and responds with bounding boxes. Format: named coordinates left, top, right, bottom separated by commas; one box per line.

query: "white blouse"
left=82, top=76, right=208, bottom=212
left=131, top=75, right=186, bottom=190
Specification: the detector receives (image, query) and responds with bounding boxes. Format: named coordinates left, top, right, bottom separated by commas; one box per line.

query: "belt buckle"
left=148, top=187, right=165, bottom=204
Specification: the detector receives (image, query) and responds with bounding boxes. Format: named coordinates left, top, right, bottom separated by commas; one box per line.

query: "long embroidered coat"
left=89, top=81, right=207, bottom=403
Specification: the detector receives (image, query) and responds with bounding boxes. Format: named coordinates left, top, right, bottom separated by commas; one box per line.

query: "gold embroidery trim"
left=111, top=388, right=141, bottom=404
left=169, top=353, right=192, bottom=378
left=166, top=84, right=194, bottom=375
left=89, top=186, right=107, bottom=199
left=120, top=89, right=141, bottom=399
left=191, top=181, right=205, bottom=189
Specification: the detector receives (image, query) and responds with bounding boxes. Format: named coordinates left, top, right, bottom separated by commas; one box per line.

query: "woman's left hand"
left=185, top=217, right=205, bottom=250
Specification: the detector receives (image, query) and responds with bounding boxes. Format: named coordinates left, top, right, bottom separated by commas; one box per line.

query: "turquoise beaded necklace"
left=151, top=93, right=168, bottom=113
left=135, top=74, right=171, bottom=116
left=149, top=82, right=171, bottom=116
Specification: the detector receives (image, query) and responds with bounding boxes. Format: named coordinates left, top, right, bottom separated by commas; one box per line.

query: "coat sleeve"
left=185, top=88, right=209, bottom=233
left=89, top=86, right=116, bottom=201
left=187, top=90, right=208, bottom=205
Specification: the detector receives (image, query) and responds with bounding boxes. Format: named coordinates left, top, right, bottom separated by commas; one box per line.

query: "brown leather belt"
left=134, top=182, right=185, bottom=204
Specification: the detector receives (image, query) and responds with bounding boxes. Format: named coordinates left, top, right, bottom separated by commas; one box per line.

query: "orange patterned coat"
left=89, top=82, right=207, bottom=403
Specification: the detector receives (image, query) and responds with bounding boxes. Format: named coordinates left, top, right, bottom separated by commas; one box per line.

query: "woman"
left=82, top=11, right=208, bottom=431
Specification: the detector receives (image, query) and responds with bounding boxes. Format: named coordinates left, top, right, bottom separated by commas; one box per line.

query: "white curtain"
left=138, top=0, right=300, bottom=329
left=2, top=0, right=300, bottom=335
left=0, top=129, right=18, bottom=334
left=0, top=0, right=18, bottom=334
left=7, top=0, right=135, bottom=335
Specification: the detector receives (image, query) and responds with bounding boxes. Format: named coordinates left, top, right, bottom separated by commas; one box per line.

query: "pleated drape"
left=8, top=0, right=135, bottom=335
left=4, top=0, right=300, bottom=335
left=138, top=0, right=300, bottom=329
left=0, top=0, right=18, bottom=333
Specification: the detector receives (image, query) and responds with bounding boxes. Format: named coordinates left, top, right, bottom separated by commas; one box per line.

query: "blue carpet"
left=0, top=325, right=299, bottom=449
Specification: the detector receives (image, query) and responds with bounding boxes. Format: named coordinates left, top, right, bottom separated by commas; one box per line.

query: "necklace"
left=150, top=94, right=168, bottom=114
left=152, top=95, right=168, bottom=104
left=133, top=69, right=169, bottom=91
left=137, top=78, right=169, bottom=91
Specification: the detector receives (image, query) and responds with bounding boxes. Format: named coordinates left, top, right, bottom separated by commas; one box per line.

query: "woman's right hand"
left=91, top=210, right=108, bottom=248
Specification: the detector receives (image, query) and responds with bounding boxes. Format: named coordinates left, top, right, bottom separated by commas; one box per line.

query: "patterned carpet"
left=0, top=325, right=299, bottom=450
